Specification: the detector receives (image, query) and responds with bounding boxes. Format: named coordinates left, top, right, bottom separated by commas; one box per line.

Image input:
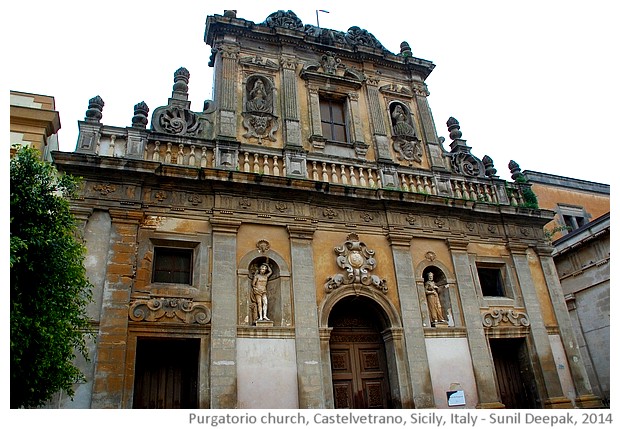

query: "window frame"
left=152, top=246, right=194, bottom=285
left=319, top=94, right=350, bottom=144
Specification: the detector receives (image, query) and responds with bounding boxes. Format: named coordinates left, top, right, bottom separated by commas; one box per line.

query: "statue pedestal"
left=255, top=319, right=274, bottom=328
left=432, top=321, right=449, bottom=328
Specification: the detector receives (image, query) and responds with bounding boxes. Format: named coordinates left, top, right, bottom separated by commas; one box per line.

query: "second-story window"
left=152, top=247, right=193, bottom=285
left=320, top=97, right=348, bottom=143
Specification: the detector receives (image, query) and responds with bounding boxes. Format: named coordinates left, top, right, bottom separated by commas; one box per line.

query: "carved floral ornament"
left=324, top=233, right=388, bottom=294
left=129, top=297, right=211, bottom=325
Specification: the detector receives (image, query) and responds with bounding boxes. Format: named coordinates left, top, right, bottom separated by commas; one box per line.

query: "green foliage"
left=515, top=175, right=539, bottom=209
left=10, top=146, right=93, bottom=408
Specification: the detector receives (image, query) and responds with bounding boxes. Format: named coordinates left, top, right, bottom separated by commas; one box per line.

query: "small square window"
left=152, top=247, right=193, bottom=284
left=477, top=267, right=505, bottom=297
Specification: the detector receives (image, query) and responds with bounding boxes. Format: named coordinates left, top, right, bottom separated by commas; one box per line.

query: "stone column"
left=415, top=88, right=448, bottom=171
left=288, top=224, right=325, bottom=408
left=364, top=76, right=392, bottom=162
left=388, top=232, right=433, bottom=408
left=347, top=91, right=367, bottom=157
left=307, top=83, right=325, bottom=148
left=447, top=239, right=503, bottom=408
left=213, top=43, right=240, bottom=139
left=209, top=219, right=241, bottom=408
left=91, top=209, right=142, bottom=408
left=280, top=56, right=302, bottom=148
left=536, top=245, right=602, bottom=408
left=508, top=243, right=571, bottom=407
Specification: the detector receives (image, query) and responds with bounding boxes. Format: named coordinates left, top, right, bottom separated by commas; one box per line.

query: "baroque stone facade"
left=50, top=10, right=602, bottom=409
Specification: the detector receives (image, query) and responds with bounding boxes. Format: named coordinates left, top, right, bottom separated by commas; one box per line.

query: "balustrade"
left=92, top=135, right=526, bottom=206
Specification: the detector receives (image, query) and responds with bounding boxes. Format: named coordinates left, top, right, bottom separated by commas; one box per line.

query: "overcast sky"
left=5, top=0, right=617, bottom=184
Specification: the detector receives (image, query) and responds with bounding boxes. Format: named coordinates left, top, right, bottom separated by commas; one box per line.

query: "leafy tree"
left=10, top=146, right=93, bottom=408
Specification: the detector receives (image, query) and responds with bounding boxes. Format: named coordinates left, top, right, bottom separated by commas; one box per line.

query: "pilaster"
left=91, top=209, right=142, bottom=408
left=280, top=56, right=303, bottom=148
left=209, top=218, right=241, bottom=408
left=508, top=243, right=571, bottom=407
left=447, top=239, right=503, bottom=408
left=214, top=43, right=240, bottom=139
left=387, top=233, right=433, bottom=408
left=287, top=224, right=325, bottom=408
left=536, top=245, right=602, bottom=408
left=365, top=77, right=392, bottom=162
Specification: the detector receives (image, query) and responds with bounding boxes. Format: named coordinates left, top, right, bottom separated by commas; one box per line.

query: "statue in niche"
left=251, top=262, right=273, bottom=322
left=246, top=78, right=269, bottom=113
left=425, top=272, right=447, bottom=326
left=391, top=104, right=416, bottom=138
left=242, top=76, right=278, bottom=143
left=391, top=104, right=422, bottom=163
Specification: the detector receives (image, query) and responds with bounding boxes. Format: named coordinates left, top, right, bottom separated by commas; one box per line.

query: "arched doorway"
left=328, top=296, right=392, bottom=408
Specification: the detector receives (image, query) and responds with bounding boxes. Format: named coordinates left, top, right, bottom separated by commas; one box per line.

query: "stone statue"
left=246, top=79, right=269, bottom=113
left=252, top=262, right=273, bottom=322
left=391, top=104, right=415, bottom=138
left=425, top=272, right=446, bottom=325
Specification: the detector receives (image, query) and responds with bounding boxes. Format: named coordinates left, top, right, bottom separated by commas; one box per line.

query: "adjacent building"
left=49, top=10, right=603, bottom=409
left=523, top=171, right=610, bottom=407
left=10, top=90, right=61, bottom=160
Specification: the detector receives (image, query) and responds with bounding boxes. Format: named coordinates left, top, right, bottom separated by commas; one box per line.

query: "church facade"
left=50, top=10, right=601, bottom=409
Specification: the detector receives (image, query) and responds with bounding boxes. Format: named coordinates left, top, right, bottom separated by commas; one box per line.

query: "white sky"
left=5, top=0, right=618, bottom=184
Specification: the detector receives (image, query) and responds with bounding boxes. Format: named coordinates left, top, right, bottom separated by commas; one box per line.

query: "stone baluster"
left=340, top=165, right=348, bottom=185
left=349, top=166, right=357, bottom=186
left=165, top=142, right=172, bottom=163
left=368, top=169, right=375, bottom=188
left=200, top=147, right=207, bottom=167
left=273, top=155, right=280, bottom=176
left=243, top=152, right=250, bottom=172
left=177, top=144, right=185, bottom=165
left=189, top=145, right=196, bottom=166
left=401, top=174, right=409, bottom=191
left=108, top=134, right=116, bottom=157
left=359, top=167, right=367, bottom=187
left=263, top=155, right=270, bottom=175
left=152, top=141, right=160, bottom=162
left=331, top=164, right=338, bottom=183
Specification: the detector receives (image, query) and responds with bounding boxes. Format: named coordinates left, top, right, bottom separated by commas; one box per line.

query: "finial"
left=482, top=155, right=497, bottom=177
left=223, top=10, right=237, bottom=18
left=508, top=160, right=523, bottom=180
left=131, top=101, right=149, bottom=128
left=400, top=41, right=412, bottom=57
left=447, top=117, right=462, bottom=140
left=85, top=95, right=104, bottom=123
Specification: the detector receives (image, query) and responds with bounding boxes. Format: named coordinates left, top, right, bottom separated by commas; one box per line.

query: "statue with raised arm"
left=252, top=263, right=273, bottom=321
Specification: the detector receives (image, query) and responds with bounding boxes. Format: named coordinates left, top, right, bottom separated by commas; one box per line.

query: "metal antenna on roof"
left=316, top=9, right=329, bottom=27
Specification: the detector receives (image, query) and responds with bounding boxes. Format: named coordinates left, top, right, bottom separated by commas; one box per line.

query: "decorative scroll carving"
left=129, top=298, right=211, bottom=324
left=451, top=152, right=483, bottom=177
left=482, top=308, right=530, bottom=327
left=379, top=84, right=413, bottom=98
left=239, top=55, right=279, bottom=70
left=345, top=26, right=385, bottom=50
left=157, top=106, right=202, bottom=136
left=264, top=10, right=304, bottom=30
left=324, top=233, right=388, bottom=294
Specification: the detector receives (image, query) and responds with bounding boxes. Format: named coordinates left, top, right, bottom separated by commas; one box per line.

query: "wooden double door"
left=328, top=295, right=392, bottom=409
left=330, top=334, right=391, bottom=408
left=133, top=338, right=199, bottom=409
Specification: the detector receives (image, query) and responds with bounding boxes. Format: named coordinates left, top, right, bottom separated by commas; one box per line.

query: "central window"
left=152, top=247, right=193, bottom=284
left=320, top=97, right=348, bottom=142
left=477, top=266, right=505, bottom=297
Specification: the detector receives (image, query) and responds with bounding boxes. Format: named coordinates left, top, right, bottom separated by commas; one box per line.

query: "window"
left=557, top=204, right=590, bottom=233
left=477, top=266, right=505, bottom=297
left=320, top=97, right=348, bottom=142
left=152, top=247, right=193, bottom=284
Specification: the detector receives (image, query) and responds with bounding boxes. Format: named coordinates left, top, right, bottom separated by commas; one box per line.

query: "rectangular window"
left=152, top=247, right=193, bottom=284
left=320, top=97, right=348, bottom=142
left=477, top=267, right=505, bottom=297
